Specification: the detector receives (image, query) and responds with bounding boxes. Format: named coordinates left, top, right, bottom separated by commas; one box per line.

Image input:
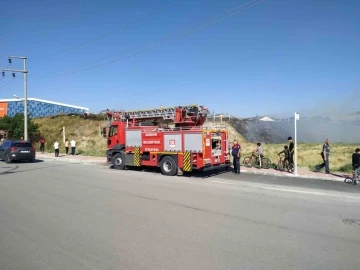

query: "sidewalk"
left=240, top=166, right=350, bottom=182
left=35, top=152, right=350, bottom=182
left=36, top=152, right=107, bottom=165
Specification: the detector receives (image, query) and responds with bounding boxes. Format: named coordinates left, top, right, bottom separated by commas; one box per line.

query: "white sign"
left=205, top=138, right=210, bottom=146
left=295, top=113, right=300, bottom=121
left=145, top=133, right=158, bottom=137
left=144, top=148, right=159, bottom=152
left=169, top=140, right=175, bottom=148
left=143, top=140, right=160, bottom=144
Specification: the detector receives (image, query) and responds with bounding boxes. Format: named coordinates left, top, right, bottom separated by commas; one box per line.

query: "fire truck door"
left=108, top=125, right=119, bottom=148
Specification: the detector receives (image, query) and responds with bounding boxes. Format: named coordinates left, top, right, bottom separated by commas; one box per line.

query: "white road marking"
left=210, top=181, right=233, bottom=185
left=210, top=179, right=360, bottom=201
left=258, top=186, right=330, bottom=196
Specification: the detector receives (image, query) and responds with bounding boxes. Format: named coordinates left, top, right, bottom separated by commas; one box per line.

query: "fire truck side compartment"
left=126, top=130, right=142, bottom=147
left=163, top=134, right=182, bottom=152
left=184, top=133, right=202, bottom=152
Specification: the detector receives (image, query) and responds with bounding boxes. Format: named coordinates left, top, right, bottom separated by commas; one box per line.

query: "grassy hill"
left=33, top=115, right=108, bottom=157
left=33, top=116, right=357, bottom=172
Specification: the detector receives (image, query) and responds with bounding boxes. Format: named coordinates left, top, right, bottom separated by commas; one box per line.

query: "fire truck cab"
left=105, top=105, right=230, bottom=176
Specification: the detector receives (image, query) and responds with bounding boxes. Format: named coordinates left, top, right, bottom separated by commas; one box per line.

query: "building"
left=259, top=116, right=275, bottom=122
left=0, top=98, right=89, bottom=118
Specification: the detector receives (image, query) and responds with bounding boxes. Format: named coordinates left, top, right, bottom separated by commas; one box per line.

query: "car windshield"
left=14, top=142, right=33, bottom=147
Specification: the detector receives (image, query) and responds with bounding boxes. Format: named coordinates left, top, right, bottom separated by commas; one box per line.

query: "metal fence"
left=209, top=113, right=233, bottom=122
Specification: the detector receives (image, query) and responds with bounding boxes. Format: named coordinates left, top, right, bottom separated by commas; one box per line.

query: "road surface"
left=0, top=160, right=360, bottom=270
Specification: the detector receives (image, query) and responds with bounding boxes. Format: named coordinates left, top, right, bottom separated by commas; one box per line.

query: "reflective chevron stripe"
left=134, top=147, right=141, bottom=166
left=183, top=152, right=191, bottom=172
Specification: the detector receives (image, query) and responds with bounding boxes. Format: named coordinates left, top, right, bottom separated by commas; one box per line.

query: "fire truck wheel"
left=112, top=152, right=125, bottom=170
left=160, top=156, right=178, bottom=176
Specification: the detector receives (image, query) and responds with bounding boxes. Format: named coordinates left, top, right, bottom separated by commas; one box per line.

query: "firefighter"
left=232, top=140, right=241, bottom=174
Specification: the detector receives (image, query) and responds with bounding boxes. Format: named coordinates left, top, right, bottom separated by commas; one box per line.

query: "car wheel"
left=160, top=156, right=178, bottom=176
left=5, top=154, right=11, bottom=164
left=112, top=152, right=125, bottom=170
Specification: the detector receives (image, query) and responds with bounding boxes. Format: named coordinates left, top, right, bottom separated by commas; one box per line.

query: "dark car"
left=0, top=140, right=36, bottom=163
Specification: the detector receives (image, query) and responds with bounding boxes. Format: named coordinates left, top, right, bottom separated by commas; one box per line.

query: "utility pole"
left=294, top=112, right=300, bottom=175
left=2, top=56, right=28, bottom=140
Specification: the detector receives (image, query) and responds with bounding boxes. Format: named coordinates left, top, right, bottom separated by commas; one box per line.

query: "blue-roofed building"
left=0, top=98, right=89, bottom=118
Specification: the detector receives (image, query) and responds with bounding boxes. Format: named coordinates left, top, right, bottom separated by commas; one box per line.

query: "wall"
left=0, top=102, right=8, bottom=117
left=6, top=100, right=87, bottom=118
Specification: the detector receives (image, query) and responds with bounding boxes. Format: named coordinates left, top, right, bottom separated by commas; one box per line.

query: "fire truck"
left=103, top=105, right=230, bottom=176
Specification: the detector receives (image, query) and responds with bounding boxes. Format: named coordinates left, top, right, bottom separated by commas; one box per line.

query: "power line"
left=31, top=0, right=184, bottom=61
left=37, top=0, right=266, bottom=79
left=37, top=0, right=258, bottom=78
left=0, top=78, right=14, bottom=90
left=71, top=71, right=238, bottom=104
left=36, top=0, right=260, bottom=77
left=0, top=63, right=12, bottom=86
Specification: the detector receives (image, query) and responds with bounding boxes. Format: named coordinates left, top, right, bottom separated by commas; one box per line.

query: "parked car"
left=0, top=140, right=36, bottom=163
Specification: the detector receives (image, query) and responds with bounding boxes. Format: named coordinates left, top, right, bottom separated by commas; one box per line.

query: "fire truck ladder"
left=122, top=107, right=175, bottom=121
left=121, top=105, right=204, bottom=121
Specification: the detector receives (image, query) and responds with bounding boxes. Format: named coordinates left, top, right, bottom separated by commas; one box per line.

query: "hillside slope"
left=204, top=121, right=247, bottom=143
left=34, top=115, right=107, bottom=156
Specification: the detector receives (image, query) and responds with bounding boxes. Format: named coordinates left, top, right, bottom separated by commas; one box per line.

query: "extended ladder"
left=106, top=105, right=209, bottom=121
left=123, top=106, right=179, bottom=120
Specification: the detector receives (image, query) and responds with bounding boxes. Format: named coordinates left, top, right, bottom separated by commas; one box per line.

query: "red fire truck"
left=104, top=105, right=230, bottom=176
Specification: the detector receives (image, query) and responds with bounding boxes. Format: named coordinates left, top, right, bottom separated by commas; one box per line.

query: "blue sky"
left=1, top=0, right=359, bottom=117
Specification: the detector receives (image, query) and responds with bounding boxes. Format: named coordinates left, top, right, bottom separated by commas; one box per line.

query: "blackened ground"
left=228, top=117, right=360, bottom=143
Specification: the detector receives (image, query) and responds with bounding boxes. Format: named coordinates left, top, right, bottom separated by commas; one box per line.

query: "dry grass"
left=32, top=117, right=357, bottom=172
left=33, top=115, right=108, bottom=157
left=206, top=121, right=356, bottom=172
left=240, top=142, right=356, bottom=172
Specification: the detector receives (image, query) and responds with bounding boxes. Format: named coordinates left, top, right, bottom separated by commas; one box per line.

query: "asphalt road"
left=1, top=160, right=360, bottom=270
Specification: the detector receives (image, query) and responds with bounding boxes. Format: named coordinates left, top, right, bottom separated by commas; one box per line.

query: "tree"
left=0, top=114, right=40, bottom=139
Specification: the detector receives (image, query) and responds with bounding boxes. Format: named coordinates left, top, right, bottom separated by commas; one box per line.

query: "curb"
left=37, top=156, right=107, bottom=166
left=240, top=168, right=345, bottom=182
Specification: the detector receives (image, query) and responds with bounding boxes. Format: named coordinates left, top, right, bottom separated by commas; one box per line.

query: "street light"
left=294, top=112, right=300, bottom=175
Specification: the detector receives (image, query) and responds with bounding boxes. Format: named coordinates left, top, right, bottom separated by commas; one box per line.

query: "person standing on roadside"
left=40, top=137, right=45, bottom=153
left=64, top=139, right=69, bottom=155
left=352, top=148, right=360, bottom=185
left=232, top=140, right=241, bottom=174
left=288, top=136, right=294, bottom=164
left=70, top=139, right=76, bottom=155
left=54, top=140, right=60, bottom=157
left=315, top=138, right=331, bottom=174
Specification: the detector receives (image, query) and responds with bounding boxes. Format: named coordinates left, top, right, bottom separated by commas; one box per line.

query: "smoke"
left=282, top=119, right=360, bottom=144
left=230, top=118, right=360, bottom=144
left=297, top=89, right=359, bottom=120
left=264, top=90, right=360, bottom=144
left=229, top=90, right=360, bottom=144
